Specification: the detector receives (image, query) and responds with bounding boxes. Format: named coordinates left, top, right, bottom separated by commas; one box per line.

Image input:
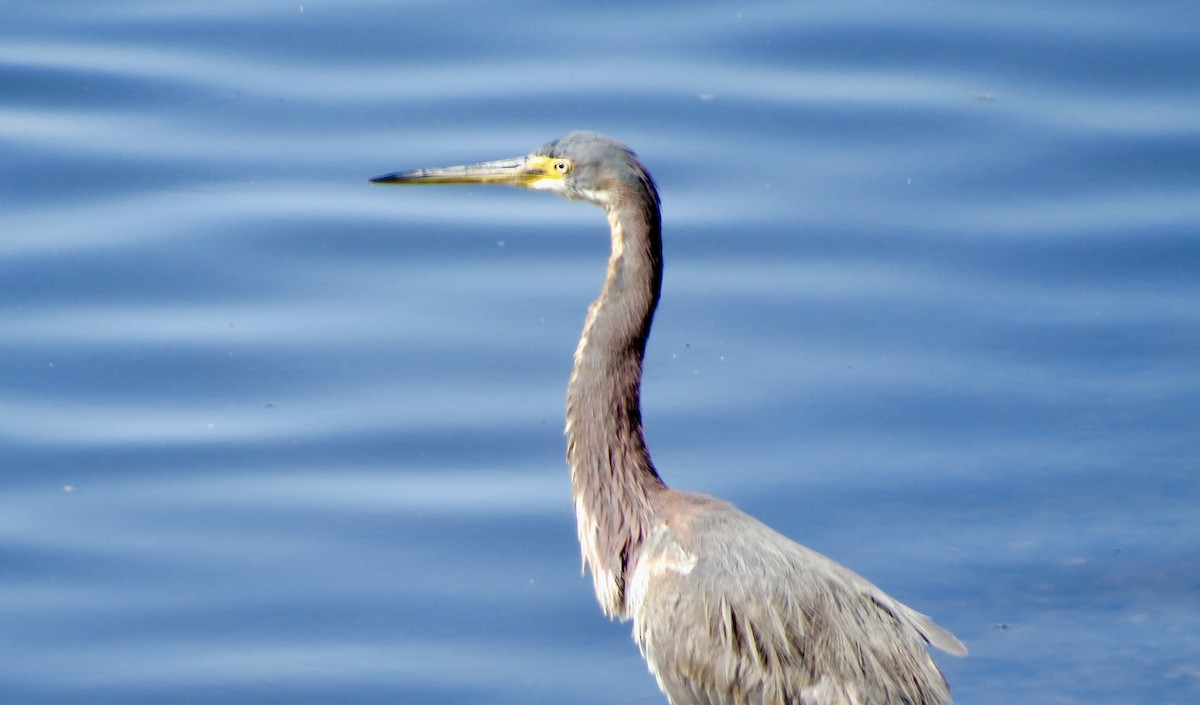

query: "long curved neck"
left=566, top=185, right=667, bottom=619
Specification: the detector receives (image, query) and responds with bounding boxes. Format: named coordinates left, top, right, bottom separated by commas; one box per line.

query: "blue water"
left=3, top=2, right=1199, bottom=703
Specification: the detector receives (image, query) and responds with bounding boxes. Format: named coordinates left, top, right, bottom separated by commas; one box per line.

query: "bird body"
left=630, top=490, right=964, bottom=705
left=372, top=131, right=965, bottom=705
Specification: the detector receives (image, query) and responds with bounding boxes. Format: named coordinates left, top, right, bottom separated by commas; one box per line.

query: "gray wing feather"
left=630, top=494, right=963, bottom=705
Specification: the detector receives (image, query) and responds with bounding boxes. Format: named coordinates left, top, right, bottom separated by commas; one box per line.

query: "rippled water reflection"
left=3, top=2, right=1199, bottom=704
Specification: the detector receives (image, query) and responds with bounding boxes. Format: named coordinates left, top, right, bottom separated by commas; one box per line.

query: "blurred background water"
left=3, top=1, right=1199, bottom=703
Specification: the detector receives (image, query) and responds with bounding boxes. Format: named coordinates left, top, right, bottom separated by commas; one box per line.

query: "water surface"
left=3, top=2, right=1199, bottom=704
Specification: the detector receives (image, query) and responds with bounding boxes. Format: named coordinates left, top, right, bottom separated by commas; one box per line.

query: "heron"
left=371, top=131, right=967, bottom=705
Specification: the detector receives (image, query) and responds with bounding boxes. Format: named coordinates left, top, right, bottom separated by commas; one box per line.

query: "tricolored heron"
left=371, top=131, right=966, bottom=705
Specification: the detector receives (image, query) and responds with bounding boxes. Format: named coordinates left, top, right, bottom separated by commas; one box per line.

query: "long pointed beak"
left=370, top=155, right=563, bottom=190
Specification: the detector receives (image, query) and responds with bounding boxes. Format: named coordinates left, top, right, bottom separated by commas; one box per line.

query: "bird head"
left=371, top=130, right=657, bottom=210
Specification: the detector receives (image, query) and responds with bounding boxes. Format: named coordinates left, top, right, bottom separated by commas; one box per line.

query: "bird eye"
left=555, top=160, right=570, bottom=173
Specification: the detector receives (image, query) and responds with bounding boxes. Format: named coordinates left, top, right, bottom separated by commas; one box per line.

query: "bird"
left=371, top=131, right=967, bottom=705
